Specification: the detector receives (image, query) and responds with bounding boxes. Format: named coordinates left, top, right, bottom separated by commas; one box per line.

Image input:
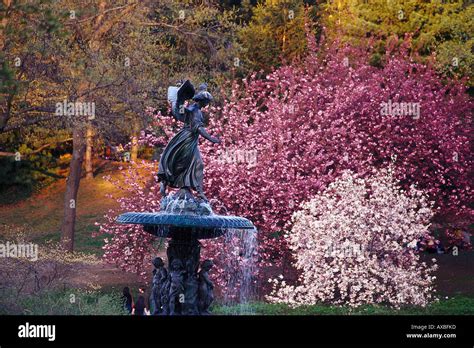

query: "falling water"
left=161, top=193, right=213, bottom=215
left=158, top=193, right=258, bottom=314
left=222, top=227, right=258, bottom=314
left=164, top=197, right=186, bottom=213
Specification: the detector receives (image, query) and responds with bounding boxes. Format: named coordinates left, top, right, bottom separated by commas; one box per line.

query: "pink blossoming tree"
left=97, top=41, right=472, bottom=296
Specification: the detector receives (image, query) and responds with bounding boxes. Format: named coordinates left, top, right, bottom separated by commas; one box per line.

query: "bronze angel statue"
left=158, top=81, right=220, bottom=202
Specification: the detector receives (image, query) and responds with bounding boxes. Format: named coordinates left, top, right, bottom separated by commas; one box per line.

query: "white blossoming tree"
left=267, top=168, right=438, bottom=308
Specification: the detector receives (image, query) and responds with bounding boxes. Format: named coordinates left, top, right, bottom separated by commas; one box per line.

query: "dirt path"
left=66, top=249, right=168, bottom=291
left=66, top=261, right=143, bottom=289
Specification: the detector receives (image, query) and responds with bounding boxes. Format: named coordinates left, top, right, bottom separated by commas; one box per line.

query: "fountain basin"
left=116, top=212, right=255, bottom=239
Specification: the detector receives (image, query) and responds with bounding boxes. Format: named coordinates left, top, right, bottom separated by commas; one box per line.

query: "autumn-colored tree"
left=0, top=0, right=70, bottom=200
left=1, top=0, right=244, bottom=251
left=322, top=0, right=473, bottom=82
left=238, top=0, right=320, bottom=72
left=141, top=0, right=243, bottom=101
left=0, top=0, right=65, bottom=135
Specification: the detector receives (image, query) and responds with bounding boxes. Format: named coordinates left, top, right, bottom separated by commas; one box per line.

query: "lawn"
left=213, top=296, right=474, bottom=315
left=0, top=160, right=128, bottom=255
left=5, top=288, right=473, bottom=315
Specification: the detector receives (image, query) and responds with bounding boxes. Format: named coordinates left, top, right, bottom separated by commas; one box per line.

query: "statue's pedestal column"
left=165, top=230, right=201, bottom=315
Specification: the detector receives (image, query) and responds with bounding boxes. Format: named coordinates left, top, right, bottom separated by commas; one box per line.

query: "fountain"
left=116, top=80, right=256, bottom=315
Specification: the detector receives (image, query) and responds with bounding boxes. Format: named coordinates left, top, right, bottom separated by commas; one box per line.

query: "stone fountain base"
left=116, top=195, right=255, bottom=315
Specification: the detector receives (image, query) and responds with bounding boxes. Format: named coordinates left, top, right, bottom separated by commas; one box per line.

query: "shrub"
left=0, top=289, right=126, bottom=315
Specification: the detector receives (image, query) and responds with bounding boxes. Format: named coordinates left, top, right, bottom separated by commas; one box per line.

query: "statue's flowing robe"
left=158, top=103, right=204, bottom=190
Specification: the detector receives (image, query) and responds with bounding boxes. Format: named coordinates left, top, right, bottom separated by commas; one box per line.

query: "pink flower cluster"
left=94, top=161, right=160, bottom=278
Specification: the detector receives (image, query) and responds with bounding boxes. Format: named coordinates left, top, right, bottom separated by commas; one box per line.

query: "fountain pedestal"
left=166, top=234, right=200, bottom=315
left=116, top=196, right=255, bottom=315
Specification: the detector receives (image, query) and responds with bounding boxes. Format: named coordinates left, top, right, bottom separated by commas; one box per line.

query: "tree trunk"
left=85, top=124, right=93, bottom=179
left=60, top=127, right=86, bottom=252
left=130, top=120, right=139, bottom=162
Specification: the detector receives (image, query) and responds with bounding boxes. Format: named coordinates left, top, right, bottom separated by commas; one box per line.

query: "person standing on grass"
left=132, top=295, right=150, bottom=315
left=121, top=287, right=133, bottom=314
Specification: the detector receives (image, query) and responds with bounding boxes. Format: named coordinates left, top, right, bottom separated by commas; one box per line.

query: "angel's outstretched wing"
left=177, top=80, right=195, bottom=104
left=169, top=80, right=195, bottom=122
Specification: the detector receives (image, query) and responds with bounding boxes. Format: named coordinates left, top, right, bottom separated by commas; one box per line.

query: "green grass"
left=212, top=296, right=474, bottom=315
left=0, top=162, right=124, bottom=255
left=30, top=228, right=104, bottom=256
left=2, top=288, right=473, bottom=315
left=74, top=224, right=104, bottom=255
left=0, top=289, right=127, bottom=315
